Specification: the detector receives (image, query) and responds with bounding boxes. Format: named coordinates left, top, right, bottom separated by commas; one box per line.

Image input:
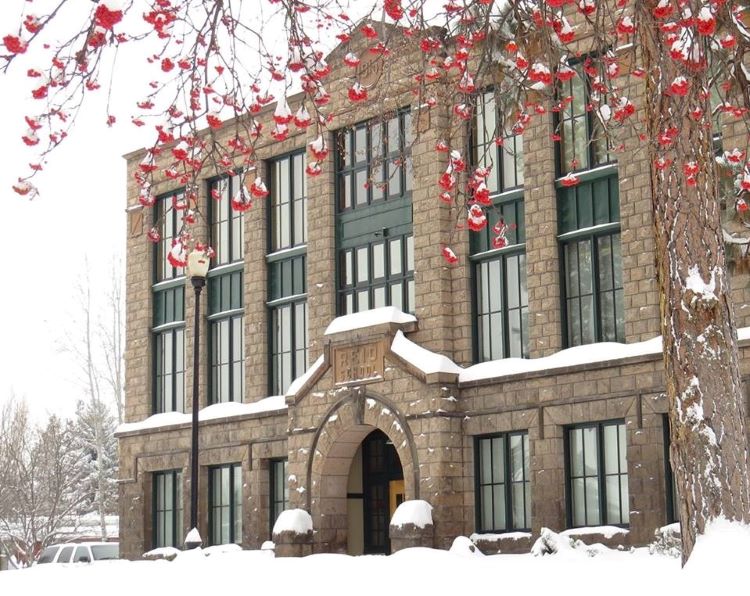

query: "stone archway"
left=304, top=389, right=419, bottom=553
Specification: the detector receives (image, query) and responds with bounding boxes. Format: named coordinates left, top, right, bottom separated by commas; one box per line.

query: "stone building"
left=116, top=26, right=750, bottom=559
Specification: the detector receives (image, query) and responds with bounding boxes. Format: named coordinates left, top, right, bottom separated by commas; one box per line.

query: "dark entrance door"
left=362, top=429, right=403, bottom=554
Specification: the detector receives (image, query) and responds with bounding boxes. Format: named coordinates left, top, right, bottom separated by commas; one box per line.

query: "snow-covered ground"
left=1, top=521, right=747, bottom=596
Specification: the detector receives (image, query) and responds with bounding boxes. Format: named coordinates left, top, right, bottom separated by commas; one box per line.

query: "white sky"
left=0, top=1, right=151, bottom=421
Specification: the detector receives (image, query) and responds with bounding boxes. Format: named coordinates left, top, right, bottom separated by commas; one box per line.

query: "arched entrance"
left=305, top=391, right=418, bottom=555
left=347, top=429, right=405, bottom=554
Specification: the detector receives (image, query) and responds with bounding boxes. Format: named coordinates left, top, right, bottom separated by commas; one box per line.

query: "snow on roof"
left=272, top=509, right=313, bottom=535
left=116, top=395, right=286, bottom=434
left=460, top=336, right=663, bottom=384
left=325, top=306, right=416, bottom=335
left=285, top=355, right=326, bottom=397
left=390, top=500, right=433, bottom=529
left=391, top=331, right=462, bottom=376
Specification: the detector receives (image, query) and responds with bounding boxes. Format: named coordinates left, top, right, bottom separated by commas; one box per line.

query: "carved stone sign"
left=356, top=52, right=383, bottom=88
left=333, top=341, right=385, bottom=385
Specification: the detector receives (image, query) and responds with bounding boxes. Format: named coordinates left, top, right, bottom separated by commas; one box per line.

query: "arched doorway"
left=347, top=429, right=405, bottom=555
left=305, top=391, right=419, bottom=554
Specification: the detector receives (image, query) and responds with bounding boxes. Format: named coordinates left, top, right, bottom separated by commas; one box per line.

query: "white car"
left=36, top=542, right=119, bottom=564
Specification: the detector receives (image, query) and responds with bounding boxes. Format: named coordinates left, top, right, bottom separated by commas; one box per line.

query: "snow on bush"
left=649, top=523, right=681, bottom=558
left=390, top=500, right=433, bottom=528
left=272, top=509, right=313, bottom=536
left=142, top=546, right=180, bottom=561
left=531, top=528, right=621, bottom=558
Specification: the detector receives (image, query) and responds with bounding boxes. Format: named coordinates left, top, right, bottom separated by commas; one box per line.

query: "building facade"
left=117, top=29, right=750, bottom=559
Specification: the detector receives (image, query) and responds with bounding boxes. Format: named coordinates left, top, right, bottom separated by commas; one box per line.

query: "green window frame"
left=208, top=269, right=244, bottom=404
left=475, top=432, right=531, bottom=533
left=271, top=152, right=307, bottom=251
left=475, top=90, right=524, bottom=193
left=153, top=284, right=185, bottom=414
left=558, top=171, right=623, bottom=346
left=556, top=65, right=612, bottom=174
left=153, top=470, right=183, bottom=548
left=566, top=420, right=629, bottom=528
left=338, top=235, right=414, bottom=315
left=269, top=458, right=289, bottom=534
left=472, top=92, right=528, bottom=362
left=268, top=151, right=308, bottom=396
left=208, top=463, right=243, bottom=546
left=209, top=174, right=245, bottom=265
left=154, top=190, right=186, bottom=283
left=336, top=109, right=414, bottom=317
left=337, top=110, right=413, bottom=211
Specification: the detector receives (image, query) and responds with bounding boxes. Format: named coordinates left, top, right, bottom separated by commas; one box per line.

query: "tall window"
left=269, top=458, right=288, bottom=533
left=154, top=190, right=186, bottom=282
left=209, top=463, right=243, bottom=545
left=153, top=470, right=183, bottom=548
left=472, top=91, right=528, bottom=361
left=210, top=174, right=245, bottom=265
left=208, top=270, right=244, bottom=404
left=557, top=69, right=611, bottom=174
left=336, top=109, right=414, bottom=315
left=663, top=416, right=679, bottom=524
left=268, top=152, right=308, bottom=395
left=475, top=433, right=531, bottom=533
left=208, top=177, right=245, bottom=404
left=557, top=68, right=623, bottom=347
left=153, top=285, right=185, bottom=413
left=567, top=421, right=629, bottom=527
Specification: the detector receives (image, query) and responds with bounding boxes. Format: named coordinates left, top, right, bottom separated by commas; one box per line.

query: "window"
left=269, top=458, right=288, bottom=533
left=209, top=463, right=243, bottom=545
left=209, top=175, right=245, bottom=265
left=557, top=66, right=611, bottom=174
left=475, top=433, right=530, bottom=533
left=56, top=546, right=74, bottom=563
left=558, top=176, right=623, bottom=346
left=336, top=109, right=414, bottom=316
left=475, top=90, right=524, bottom=193
left=208, top=270, right=244, bottom=404
left=337, top=110, right=413, bottom=210
left=154, top=190, right=186, bottom=282
left=567, top=421, right=629, bottom=527
left=472, top=92, right=528, bottom=361
left=72, top=547, right=90, bottom=563
left=153, top=470, right=183, bottom=548
left=208, top=175, right=245, bottom=404
left=153, top=285, right=185, bottom=413
left=268, top=152, right=308, bottom=395
left=339, top=235, right=415, bottom=314
left=556, top=67, right=623, bottom=347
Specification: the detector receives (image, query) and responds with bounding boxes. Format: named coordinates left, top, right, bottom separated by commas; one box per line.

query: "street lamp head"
left=187, top=248, right=210, bottom=281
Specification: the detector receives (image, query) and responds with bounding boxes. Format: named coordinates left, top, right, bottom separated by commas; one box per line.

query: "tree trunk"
left=640, top=1, right=750, bottom=564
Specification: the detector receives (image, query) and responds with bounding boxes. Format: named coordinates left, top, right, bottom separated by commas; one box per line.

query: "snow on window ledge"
left=115, top=395, right=287, bottom=435
left=285, top=355, right=326, bottom=398
left=470, top=531, right=532, bottom=543
left=561, top=526, right=630, bottom=539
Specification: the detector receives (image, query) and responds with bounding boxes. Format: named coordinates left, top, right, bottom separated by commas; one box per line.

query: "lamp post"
left=185, top=248, right=209, bottom=550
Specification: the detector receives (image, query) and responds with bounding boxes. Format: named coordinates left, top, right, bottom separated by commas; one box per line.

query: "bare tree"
left=0, top=398, right=90, bottom=560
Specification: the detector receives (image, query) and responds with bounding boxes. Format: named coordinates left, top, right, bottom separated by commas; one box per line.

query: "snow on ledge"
left=325, top=306, right=416, bottom=335
left=460, top=336, right=663, bottom=384
left=390, top=500, right=433, bottom=528
left=272, top=509, right=313, bottom=535
left=116, top=395, right=287, bottom=434
left=285, top=355, right=325, bottom=397
left=561, top=526, right=630, bottom=539
left=470, top=531, right=532, bottom=543
left=391, top=331, right=463, bottom=376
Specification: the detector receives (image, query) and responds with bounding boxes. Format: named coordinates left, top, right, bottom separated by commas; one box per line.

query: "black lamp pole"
left=187, top=274, right=206, bottom=548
